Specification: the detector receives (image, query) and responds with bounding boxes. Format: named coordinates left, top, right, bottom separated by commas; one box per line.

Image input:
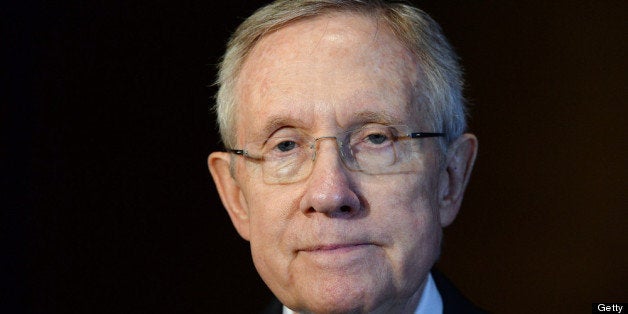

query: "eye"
left=263, top=136, right=304, bottom=156
left=360, top=126, right=394, bottom=145
left=262, top=128, right=306, bottom=155
left=349, top=125, right=396, bottom=150
left=366, top=133, right=388, bottom=145
left=276, top=140, right=297, bottom=152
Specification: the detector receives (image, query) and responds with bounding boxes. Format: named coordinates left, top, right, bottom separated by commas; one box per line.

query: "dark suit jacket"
left=260, top=270, right=487, bottom=314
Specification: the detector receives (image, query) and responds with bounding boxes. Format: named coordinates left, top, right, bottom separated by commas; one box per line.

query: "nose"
left=298, top=138, right=362, bottom=218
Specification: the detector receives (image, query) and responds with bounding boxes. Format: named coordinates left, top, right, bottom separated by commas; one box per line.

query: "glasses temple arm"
left=409, top=132, right=446, bottom=138
left=228, top=149, right=245, bottom=155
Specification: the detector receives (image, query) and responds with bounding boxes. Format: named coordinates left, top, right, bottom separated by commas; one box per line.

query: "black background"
left=4, top=1, right=627, bottom=313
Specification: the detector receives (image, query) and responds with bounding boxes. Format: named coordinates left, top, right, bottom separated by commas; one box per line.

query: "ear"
left=208, top=152, right=251, bottom=241
left=437, top=133, right=478, bottom=227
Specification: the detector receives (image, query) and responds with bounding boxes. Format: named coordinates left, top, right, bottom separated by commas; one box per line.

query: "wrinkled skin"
left=209, top=12, right=477, bottom=314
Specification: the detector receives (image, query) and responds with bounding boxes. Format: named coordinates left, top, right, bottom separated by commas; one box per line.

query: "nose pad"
left=310, top=135, right=351, bottom=168
left=310, top=136, right=339, bottom=159
left=300, top=137, right=361, bottom=217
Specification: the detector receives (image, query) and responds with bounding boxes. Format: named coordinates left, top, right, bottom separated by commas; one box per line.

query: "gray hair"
left=213, top=0, right=467, bottom=149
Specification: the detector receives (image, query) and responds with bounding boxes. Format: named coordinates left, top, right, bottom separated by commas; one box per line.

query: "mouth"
left=301, top=243, right=372, bottom=252
left=297, top=242, right=378, bottom=259
left=296, top=242, right=377, bottom=268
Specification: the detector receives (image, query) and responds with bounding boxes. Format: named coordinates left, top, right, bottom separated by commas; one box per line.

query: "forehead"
left=234, top=12, right=421, bottom=141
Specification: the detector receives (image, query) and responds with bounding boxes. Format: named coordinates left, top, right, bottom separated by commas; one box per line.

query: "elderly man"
left=208, top=0, right=482, bottom=313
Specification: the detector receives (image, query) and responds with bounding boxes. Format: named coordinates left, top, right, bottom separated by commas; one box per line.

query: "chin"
left=286, top=279, right=391, bottom=314
left=292, top=299, right=373, bottom=314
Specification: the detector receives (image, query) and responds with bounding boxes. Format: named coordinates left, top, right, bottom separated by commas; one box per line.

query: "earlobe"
left=438, top=133, right=478, bottom=227
left=208, top=152, right=251, bottom=240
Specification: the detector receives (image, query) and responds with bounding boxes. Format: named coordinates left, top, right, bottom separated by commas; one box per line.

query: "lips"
left=295, top=242, right=377, bottom=269
left=301, top=243, right=372, bottom=252
left=292, top=236, right=383, bottom=271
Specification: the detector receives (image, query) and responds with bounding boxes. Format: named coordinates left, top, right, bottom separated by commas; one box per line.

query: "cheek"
left=246, top=186, right=301, bottom=295
left=385, top=199, right=442, bottom=290
left=246, top=187, right=294, bottom=235
left=362, top=173, right=442, bottom=265
left=363, top=170, right=437, bottom=215
left=244, top=183, right=303, bottom=255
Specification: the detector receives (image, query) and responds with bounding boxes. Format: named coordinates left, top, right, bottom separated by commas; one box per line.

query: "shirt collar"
left=415, top=272, right=443, bottom=314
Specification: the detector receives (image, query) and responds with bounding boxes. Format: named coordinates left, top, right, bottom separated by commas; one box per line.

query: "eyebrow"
left=350, top=110, right=404, bottom=127
left=257, top=110, right=405, bottom=138
left=258, top=115, right=307, bottom=139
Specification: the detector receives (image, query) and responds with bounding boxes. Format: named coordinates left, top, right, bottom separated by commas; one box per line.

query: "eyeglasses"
left=228, top=124, right=445, bottom=184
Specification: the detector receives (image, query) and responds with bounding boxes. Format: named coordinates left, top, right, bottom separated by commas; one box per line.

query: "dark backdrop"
left=4, top=1, right=626, bottom=313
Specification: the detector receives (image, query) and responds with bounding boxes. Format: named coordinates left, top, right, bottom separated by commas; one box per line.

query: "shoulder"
left=259, top=297, right=283, bottom=314
left=432, top=269, right=490, bottom=314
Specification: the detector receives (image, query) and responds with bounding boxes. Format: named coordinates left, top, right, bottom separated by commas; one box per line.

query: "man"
left=208, top=0, right=483, bottom=313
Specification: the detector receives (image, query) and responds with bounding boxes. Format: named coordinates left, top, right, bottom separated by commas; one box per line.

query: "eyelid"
left=259, top=115, right=311, bottom=139
left=258, top=127, right=299, bottom=145
left=270, top=124, right=306, bottom=135
left=268, top=127, right=307, bottom=140
left=349, top=122, right=396, bottom=132
left=352, top=123, right=394, bottom=134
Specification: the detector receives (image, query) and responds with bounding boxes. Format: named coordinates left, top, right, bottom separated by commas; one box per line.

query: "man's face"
left=216, top=13, right=452, bottom=313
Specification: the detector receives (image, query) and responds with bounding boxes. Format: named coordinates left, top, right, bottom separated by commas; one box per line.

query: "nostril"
left=340, top=206, right=352, bottom=213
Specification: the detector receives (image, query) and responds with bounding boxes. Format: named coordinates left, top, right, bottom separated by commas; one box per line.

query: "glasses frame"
left=227, top=125, right=445, bottom=182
